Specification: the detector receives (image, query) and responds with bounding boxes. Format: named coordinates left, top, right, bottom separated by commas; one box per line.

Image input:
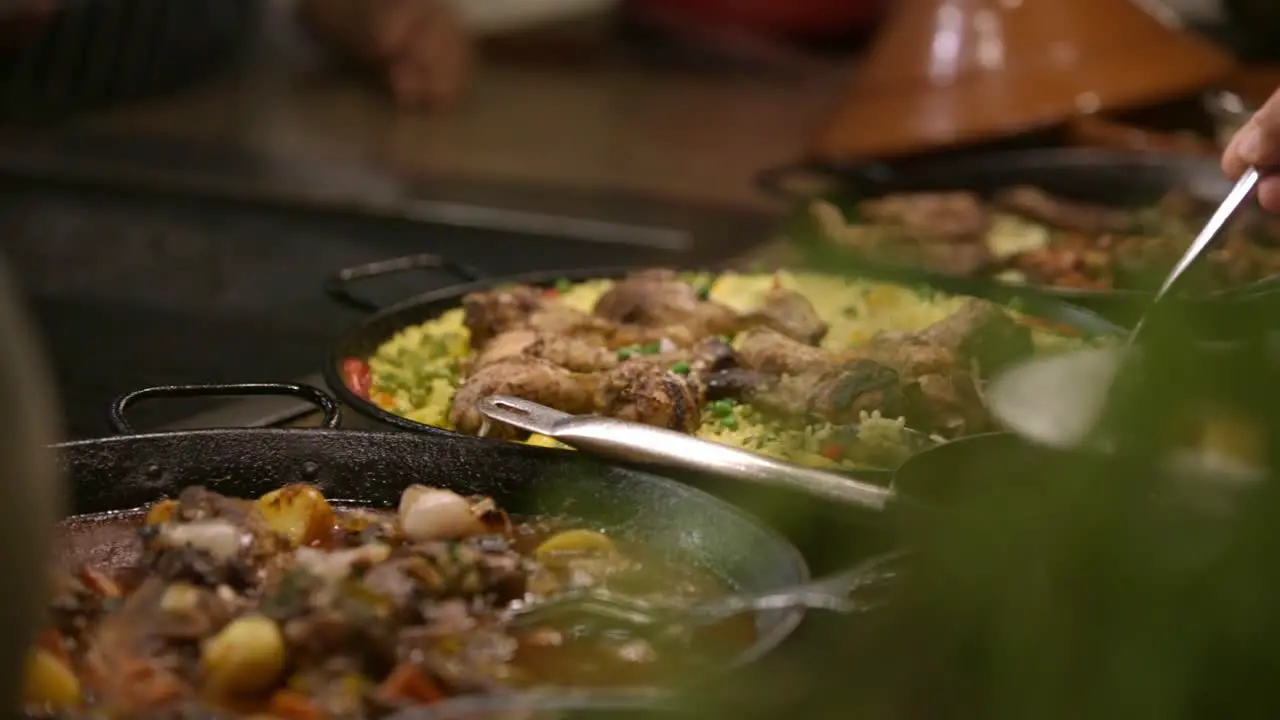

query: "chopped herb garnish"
left=640, top=342, right=662, bottom=355
left=617, top=348, right=634, bottom=360
left=671, top=361, right=691, bottom=375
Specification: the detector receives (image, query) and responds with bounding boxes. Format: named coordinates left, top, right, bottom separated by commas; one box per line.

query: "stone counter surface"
left=73, top=23, right=849, bottom=212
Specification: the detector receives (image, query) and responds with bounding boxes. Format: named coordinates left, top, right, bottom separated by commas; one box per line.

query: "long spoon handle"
left=692, top=549, right=907, bottom=619
left=478, top=395, right=894, bottom=511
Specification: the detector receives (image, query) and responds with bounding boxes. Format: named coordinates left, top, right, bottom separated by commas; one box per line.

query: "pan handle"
left=754, top=160, right=893, bottom=202
left=108, top=383, right=342, bottom=435
left=323, top=253, right=488, bottom=313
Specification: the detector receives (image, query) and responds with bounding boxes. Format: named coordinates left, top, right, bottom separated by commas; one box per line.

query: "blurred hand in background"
left=298, top=0, right=472, bottom=110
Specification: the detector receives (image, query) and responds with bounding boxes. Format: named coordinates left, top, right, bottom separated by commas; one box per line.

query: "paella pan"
left=327, top=264, right=1120, bottom=472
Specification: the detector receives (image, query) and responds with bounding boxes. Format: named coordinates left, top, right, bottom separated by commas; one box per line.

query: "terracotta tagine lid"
left=808, top=0, right=1237, bottom=161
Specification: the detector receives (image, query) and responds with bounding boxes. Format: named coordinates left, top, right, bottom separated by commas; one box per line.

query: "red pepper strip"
left=378, top=663, right=444, bottom=704
left=820, top=444, right=844, bottom=461
left=342, top=358, right=372, bottom=399
left=1015, top=316, right=1080, bottom=337
left=269, top=690, right=327, bottom=720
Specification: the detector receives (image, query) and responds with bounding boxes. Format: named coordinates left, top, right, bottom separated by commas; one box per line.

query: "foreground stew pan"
left=52, top=384, right=808, bottom=698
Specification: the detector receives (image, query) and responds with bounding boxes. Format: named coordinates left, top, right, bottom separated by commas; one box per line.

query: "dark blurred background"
left=4, top=2, right=1280, bottom=715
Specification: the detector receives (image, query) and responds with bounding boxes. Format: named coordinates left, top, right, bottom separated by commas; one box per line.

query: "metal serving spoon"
left=990, top=168, right=1263, bottom=448
left=477, top=395, right=940, bottom=512
left=508, top=550, right=905, bottom=630
left=1129, top=166, right=1261, bottom=343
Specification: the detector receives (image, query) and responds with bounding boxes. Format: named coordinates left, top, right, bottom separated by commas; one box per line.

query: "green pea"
left=617, top=348, right=634, bottom=361
left=721, top=416, right=739, bottom=431
left=641, top=342, right=661, bottom=355
left=554, top=278, right=573, bottom=292
left=671, top=361, right=691, bottom=375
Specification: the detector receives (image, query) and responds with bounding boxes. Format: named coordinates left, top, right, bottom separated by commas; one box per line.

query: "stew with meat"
left=26, top=484, right=750, bottom=718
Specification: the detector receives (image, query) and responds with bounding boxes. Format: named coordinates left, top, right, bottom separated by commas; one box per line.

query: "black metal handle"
left=109, top=382, right=342, bottom=435
left=754, top=160, right=894, bottom=202
left=323, top=253, right=488, bottom=313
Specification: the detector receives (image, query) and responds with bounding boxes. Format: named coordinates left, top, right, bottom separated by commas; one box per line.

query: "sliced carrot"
left=78, top=567, right=122, bottom=599
left=1015, top=316, right=1080, bottom=337
left=377, top=664, right=444, bottom=704
left=268, top=690, right=327, bottom=720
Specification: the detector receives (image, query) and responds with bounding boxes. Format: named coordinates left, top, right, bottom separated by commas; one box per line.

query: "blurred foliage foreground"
left=666, top=288, right=1280, bottom=719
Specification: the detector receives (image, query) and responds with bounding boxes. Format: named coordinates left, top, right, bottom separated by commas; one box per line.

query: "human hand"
left=1222, top=87, right=1280, bottom=213
left=300, top=0, right=472, bottom=110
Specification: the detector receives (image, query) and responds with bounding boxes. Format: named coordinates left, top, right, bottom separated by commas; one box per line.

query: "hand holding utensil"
left=990, top=167, right=1264, bottom=449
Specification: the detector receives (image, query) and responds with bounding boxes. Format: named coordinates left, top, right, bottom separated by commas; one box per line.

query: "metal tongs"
left=477, top=395, right=904, bottom=511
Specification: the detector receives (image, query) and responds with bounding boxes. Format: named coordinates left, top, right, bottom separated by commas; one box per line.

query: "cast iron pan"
left=55, top=382, right=808, bottom=689
left=755, top=148, right=1279, bottom=327
left=321, top=254, right=1123, bottom=444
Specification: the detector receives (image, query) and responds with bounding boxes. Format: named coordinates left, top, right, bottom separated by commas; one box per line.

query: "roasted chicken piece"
left=462, top=285, right=548, bottom=348
left=993, top=185, right=1138, bottom=235
left=593, top=269, right=740, bottom=339
left=450, top=339, right=733, bottom=437
left=813, top=200, right=996, bottom=277
left=466, top=271, right=832, bottom=361
left=469, top=329, right=620, bottom=374
left=716, top=330, right=985, bottom=436
left=745, top=287, right=829, bottom=345
left=873, top=298, right=1034, bottom=375
left=708, top=360, right=907, bottom=426
left=450, top=357, right=598, bottom=439
left=592, top=269, right=831, bottom=344
left=594, top=360, right=702, bottom=434
left=1013, top=232, right=1115, bottom=290
left=858, top=192, right=990, bottom=242
left=718, top=299, right=1025, bottom=437
left=469, top=329, right=737, bottom=378
left=462, top=285, right=695, bottom=352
